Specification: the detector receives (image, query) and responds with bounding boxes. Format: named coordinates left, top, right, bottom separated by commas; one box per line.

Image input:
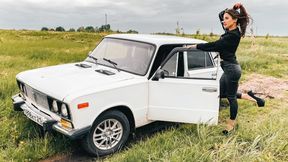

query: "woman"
left=187, top=3, right=265, bottom=135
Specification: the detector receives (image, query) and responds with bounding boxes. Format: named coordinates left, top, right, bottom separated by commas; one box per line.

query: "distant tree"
left=85, top=26, right=95, bottom=32
left=210, top=32, right=214, bottom=37
left=97, top=27, right=102, bottom=32
left=127, top=29, right=138, bottom=34
left=98, top=24, right=111, bottom=32
left=68, top=28, right=76, bottom=32
left=77, top=26, right=85, bottom=32
left=41, top=27, right=48, bottom=31
left=116, top=30, right=123, bottom=33
left=55, top=26, right=65, bottom=32
left=49, top=28, right=55, bottom=31
left=196, top=29, right=200, bottom=35
left=266, top=33, right=269, bottom=39
left=154, top=32, right=174, bottom=35
left=105, top=24, right=111, bottom=31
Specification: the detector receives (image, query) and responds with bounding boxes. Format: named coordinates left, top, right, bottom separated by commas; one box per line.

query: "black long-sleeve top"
left=196, top=10, right=241, bottom=64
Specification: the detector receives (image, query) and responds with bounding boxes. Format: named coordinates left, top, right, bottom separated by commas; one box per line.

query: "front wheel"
left=81, top=110, right=130, bottom=156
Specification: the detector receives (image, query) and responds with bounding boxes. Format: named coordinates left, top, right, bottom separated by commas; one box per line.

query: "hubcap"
left=93, top=119, right=123, bottom=150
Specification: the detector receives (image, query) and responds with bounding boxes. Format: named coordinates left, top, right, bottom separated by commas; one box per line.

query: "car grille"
left=24, top=84, right=49, bottom=109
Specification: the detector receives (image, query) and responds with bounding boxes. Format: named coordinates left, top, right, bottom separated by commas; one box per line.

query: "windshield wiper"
left=103, top=58, right=120, bottom=72
left=87, top=54, right=98, bottom=65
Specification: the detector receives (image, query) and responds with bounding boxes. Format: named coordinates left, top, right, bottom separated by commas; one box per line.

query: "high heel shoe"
left=222, top=119, right=237, bottom=135
left=247, top=90, right=265, bottom=107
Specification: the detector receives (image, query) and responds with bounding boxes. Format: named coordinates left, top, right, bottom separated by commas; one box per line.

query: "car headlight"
left=61, top=104, right=68, bottom=117
left=22, top=84, right=27, bottom=95
left=19, top=83, right=23, bottom=91
left=52, top=100, right=59, bottom=112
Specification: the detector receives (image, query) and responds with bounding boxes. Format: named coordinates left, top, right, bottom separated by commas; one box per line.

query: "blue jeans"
left=220, top=61, right=242, bottom=120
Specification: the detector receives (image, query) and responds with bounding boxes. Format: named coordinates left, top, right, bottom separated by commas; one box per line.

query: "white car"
left=12, top=34, right=222, bottom=156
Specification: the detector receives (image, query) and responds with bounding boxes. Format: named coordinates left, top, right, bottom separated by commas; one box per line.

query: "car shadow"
left=41, top=121, right=179, bottom=162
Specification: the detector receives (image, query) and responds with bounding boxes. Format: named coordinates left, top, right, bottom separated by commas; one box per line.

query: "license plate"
left=23, top=108, right=45, bottom=126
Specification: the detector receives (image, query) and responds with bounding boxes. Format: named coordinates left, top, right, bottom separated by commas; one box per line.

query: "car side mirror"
left=152, top=69, right=166, bottom=81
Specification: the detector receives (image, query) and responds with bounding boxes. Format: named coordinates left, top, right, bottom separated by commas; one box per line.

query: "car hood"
left=16, top=62, right=134, bottom=100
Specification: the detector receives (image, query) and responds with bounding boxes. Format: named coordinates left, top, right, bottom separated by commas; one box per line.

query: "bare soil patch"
left=238, top=73, right=288, bottom=99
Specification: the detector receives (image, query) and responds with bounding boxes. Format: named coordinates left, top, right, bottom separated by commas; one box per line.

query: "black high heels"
left=247, top=90, right=265, bottom=107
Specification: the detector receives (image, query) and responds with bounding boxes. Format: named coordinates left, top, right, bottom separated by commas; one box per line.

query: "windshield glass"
left=87, top=38, right=155, bottom=75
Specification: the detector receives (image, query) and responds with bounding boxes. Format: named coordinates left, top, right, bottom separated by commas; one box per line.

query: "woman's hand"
left=185, top=45, right=196, bottom=49
left=233, top=2, right=242, bottom=9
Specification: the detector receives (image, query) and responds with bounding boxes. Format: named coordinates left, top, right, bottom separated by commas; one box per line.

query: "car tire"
left=81, top=110, right=130, bottom=156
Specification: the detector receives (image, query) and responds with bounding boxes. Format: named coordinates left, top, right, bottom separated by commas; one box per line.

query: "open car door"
left=148, top=47, right=220, bottom=125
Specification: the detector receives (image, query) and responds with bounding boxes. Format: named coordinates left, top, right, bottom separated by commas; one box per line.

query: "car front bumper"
left=12, top=93, right=90, bottom=139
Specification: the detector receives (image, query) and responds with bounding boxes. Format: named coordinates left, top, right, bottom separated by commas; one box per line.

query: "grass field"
left=0, top=30, right=288, bottom=161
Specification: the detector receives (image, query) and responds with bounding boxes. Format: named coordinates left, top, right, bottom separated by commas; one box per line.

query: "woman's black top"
left=196, top=10, right=241, bottom=64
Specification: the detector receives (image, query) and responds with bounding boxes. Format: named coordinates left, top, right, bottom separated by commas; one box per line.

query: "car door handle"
left=202, top=87, right=217, bottom=92
left=211, top=73, right=217, bottom=76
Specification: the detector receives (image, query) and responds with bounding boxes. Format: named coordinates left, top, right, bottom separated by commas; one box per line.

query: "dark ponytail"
left=226, top=5, right=250, bottom=37
left=237, top=5, right=250, bottom=37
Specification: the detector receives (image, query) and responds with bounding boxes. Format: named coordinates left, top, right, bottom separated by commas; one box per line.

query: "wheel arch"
left=95, top=105, right=136, bottom=133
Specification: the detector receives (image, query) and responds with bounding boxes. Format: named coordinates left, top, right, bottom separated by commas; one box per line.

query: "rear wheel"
left=81, top=110, right=130, bottom=156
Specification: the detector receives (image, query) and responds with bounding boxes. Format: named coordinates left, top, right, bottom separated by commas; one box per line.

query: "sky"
left=0, top=0, right=287, bottom=36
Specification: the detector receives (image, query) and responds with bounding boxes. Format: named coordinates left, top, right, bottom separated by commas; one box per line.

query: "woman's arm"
left=185, top=42, right=221, bottom=51
left=196, top=41, right=220, bottom=52
left=186, top=42, right=220, bottom=52
left=193, top=33, right=236, bottom=52
left=219, top=9, right=227, bottom=31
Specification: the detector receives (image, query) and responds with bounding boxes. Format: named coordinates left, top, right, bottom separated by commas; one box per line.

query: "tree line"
left=41, top=24, right=138, bottom=34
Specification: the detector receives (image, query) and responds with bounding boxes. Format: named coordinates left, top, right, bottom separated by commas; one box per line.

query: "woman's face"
left=223, top=13, right=237, bottom=30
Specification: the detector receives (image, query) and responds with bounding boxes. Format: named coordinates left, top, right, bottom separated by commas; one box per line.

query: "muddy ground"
left=238, top=73, right=288, bottom=99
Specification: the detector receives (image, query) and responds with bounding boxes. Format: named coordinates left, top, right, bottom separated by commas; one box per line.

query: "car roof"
left=105, top=34, right=207, bottom=46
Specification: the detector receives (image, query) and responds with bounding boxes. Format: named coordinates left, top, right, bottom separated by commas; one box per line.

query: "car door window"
left=162, top=53, right=178, bottom=77
left=187, top=51, right=213, bottom=70
left=159, top=49, right=217, bottom=80
left=185, top=50, right=218, bottom=79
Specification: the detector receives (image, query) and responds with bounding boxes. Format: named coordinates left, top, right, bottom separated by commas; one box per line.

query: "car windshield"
left=86, top=38, right=155, bottom=75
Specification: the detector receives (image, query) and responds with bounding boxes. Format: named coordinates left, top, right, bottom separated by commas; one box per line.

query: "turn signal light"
left=77, top=102, right=89, bottom=109
left=60, top=118, right=73, bottom=129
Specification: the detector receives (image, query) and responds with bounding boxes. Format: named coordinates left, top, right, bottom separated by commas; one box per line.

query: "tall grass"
left=237, top=37, right=288, bottom=78
left=0, top=30, right=287, bottom=161
left=0, top=30, right=104, bottom=161
left=107, top=99, right=288, bottom=162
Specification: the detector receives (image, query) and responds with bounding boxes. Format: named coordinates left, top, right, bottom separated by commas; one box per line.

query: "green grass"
left=0, top=30, right=103, bottom=161
left=237, top=37, right=288, bottom=78
left=0, top=30, right=288, bottom=161
left=106, top=99, right=288, bottom=162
